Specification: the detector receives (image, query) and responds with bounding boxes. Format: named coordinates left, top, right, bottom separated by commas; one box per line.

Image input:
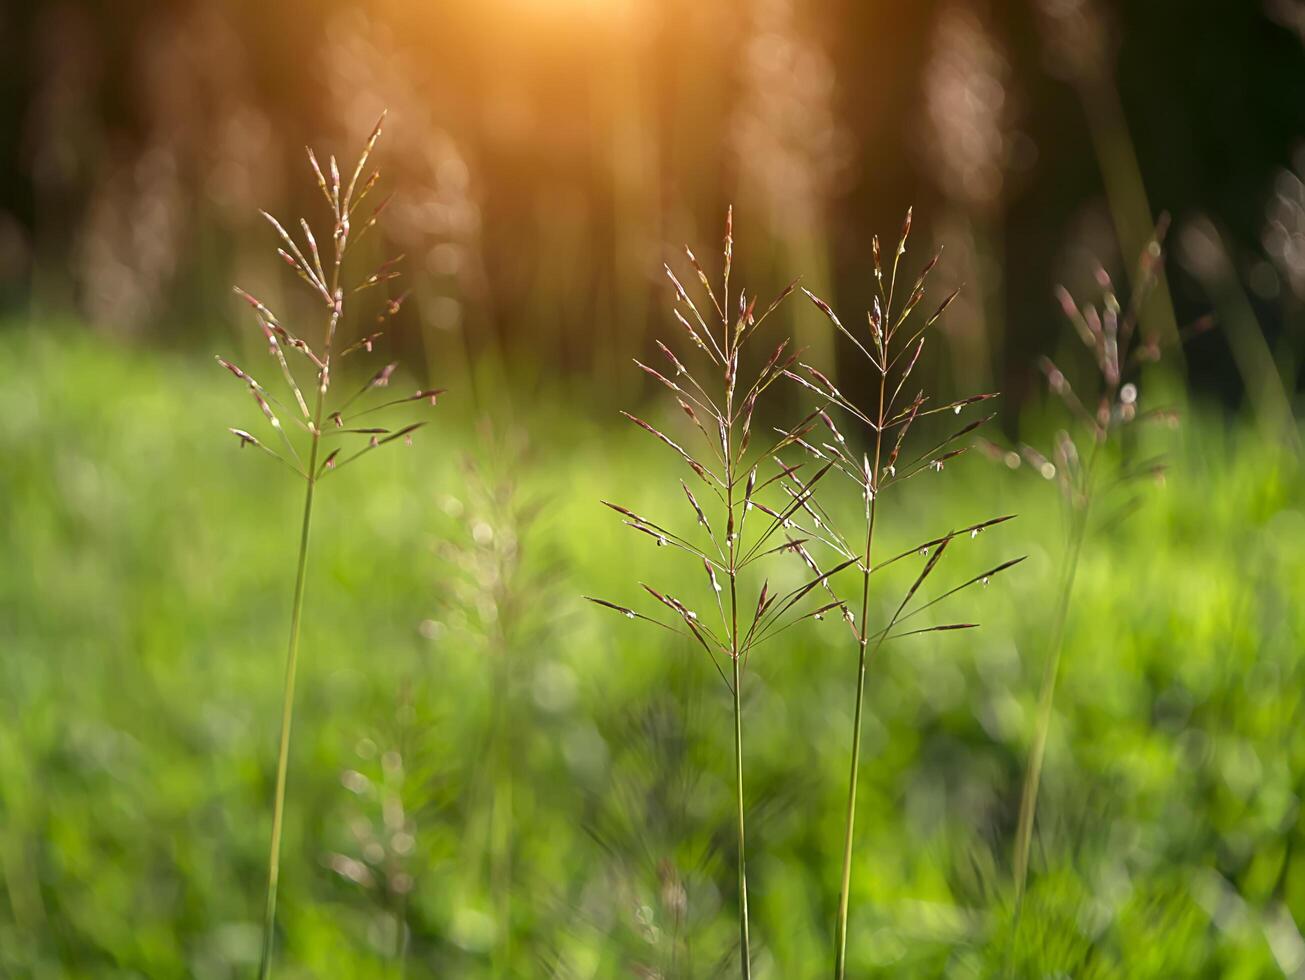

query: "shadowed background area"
left=1, top=0, right=1305, bottom=406
left=1, top=1, right=1305, bottom=977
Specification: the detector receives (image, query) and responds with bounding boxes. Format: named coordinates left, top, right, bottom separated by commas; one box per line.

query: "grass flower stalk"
left=795, top=212, right=1021, bottom=978
left=260, top=460, right=319, bottom=975
left=590, top=210, right=857, bottom=976
left=993, top=221, right=1202, bottom=962
left=216, top=114, right=443, bottom=978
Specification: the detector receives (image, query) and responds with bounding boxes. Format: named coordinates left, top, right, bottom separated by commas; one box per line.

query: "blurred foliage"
left=1, top=325, right=1302, bottom=976
left=1, top=0, right=1305, bottom=411
left=1, top=1, right=1304, bottom=975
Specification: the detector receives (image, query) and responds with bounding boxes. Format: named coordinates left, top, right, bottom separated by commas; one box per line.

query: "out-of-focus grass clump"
left=1, top=324, right=1303, bottom=977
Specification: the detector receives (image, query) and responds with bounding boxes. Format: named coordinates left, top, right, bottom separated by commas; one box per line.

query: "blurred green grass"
left=1, top=324, right=1303, bottom=978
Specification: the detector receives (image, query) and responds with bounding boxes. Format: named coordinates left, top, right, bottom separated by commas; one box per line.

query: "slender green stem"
left=833, top=639, right=866, bottom=978
left=834, top=534, right=877, bottom=978
left=731, top=651, right=750, bottom=980
left=835, top=355, right=886, bottom=980
left=725, top=403, right=751, bottom=979
left=1008, top=514, right=1083, bottom=933
left=259, top=373, right=328, bottom=979
left=1009, top=446, right=1099, bottom=962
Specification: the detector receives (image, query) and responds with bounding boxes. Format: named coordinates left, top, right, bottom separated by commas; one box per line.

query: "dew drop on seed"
left=624, top=610, right=636, bottom=619
left=954, top=404, right=963, bottom=414
left=982, top=576, right=990, bottom=587
left=656, top=536, right=667, bottom=547
left=971, top=528, right=979, bottom=539
left=919, top=547, right=928, bottom=557
left=814, top=613, right=823, bottom=621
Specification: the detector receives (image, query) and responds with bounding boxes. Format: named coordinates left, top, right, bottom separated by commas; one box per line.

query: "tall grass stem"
left=834, top=345, right=887, bottom=979
left=732, top=653, right=751, bottom=979
left=258, top=403, right=324, bottom=979
left=833, top=640, right=865, bottom=979
left=1009, top=447, right=1096, bottom=961
left=726, top=360, right=752, bottom=979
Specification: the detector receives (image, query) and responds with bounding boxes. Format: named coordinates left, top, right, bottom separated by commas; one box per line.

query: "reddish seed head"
left=369, top=363, right=398, bottom=388
left=1054, top=285, right=1079, bottom=321
left=656, top=340, right=687, bottom=376
left=927, top=288, right=961, bottom=326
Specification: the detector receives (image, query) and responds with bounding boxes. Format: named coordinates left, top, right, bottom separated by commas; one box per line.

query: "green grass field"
left=2, top=325, right=1303, bottom=977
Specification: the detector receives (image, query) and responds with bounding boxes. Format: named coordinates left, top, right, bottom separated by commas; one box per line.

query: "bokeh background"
left=1, top=0, right=1305, bottom=976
